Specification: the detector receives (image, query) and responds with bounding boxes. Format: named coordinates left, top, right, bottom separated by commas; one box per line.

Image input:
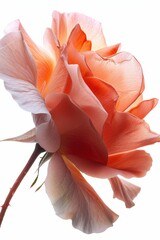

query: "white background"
left=0, top=0, right=160, bottom=239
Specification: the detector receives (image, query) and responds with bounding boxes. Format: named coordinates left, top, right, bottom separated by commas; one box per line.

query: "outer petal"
left=85, top=51, right=144, bottom=111
left=0, top=32, right=60, bottom=152
left=0, top=32, right=36, bottom=84
left=107, top=150, right=152, bottom=178
left=4, top=79, right=60, bottom=152
left=45, top=153, right=118, bottom=234
left=46, top=93, right=107, bottom=165
left=128, top=98, right=158, bottom=119
left=109, top=177, right=141, bottom=208
left=5, top=19, right=54, bottom=92
left=52, top=11, right=106, bottom=50
left=33, top=113, right=60, bottom=152
left=1, top=128, right=36, bottom=143
left=103, top=111, right=160, bottom=154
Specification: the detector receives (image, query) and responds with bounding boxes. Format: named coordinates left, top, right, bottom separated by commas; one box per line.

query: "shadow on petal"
left=45, top=153, right=118, bottom=234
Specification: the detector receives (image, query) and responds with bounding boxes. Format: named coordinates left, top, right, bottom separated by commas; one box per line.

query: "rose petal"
left=66, top=63, right=108, bottom=134
left=33, top=113, right=60, bottom=152
left=65, top=154, right=121, bottom=179
left=103, top=111, right=160, bottom=154
left=5, top=19, right=54, bottom=92
left=109, top=177, right=141, bottom=208
left=108, top=150, right=152, bottom=178
left=45, top=57, right=107, bottom=134
left=128, top=98, right=158, bottom=119
left=0, top=31, right=60, bottom=152
left=4, top=79, right=45, bottom=112
left=52, top=11, right=106, bottom=50
left=85, top=51, right=144, bottom=111
left=46, top=93, right=107, bottom=164
left=96, top=43, right=121, bottom=57
left=4, top=78, right=60, bottom=152
left=1, top=128, right=36, bottom=143
left=67, top=24, right=91, bottom=52
left=65, top=42, right=90, bottom=77
left=0, top=32, right=36, bottom=84
left=45, top=153, right=118, bottom=233
left=65, top=150, right=152, bottom=179
left=65, top=62, right=108, bottom=134
left=43, top=27, right=60, bottom=62
left=0, top=33, right=44, bottom=113
left=42, top=57, right=69, bottom=97
left=84, top=76, right=118, bottom=119
left=64, top=151, right=152, bottom=181
left=125, top=94, right=143, bottom=111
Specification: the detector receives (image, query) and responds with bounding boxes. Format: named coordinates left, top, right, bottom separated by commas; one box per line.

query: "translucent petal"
left=104, top=111, right=160, bottom=154
left=85, top=51, right=144, bottom=111
left=45, top=153, right=118, bottom=233
left=129, top=98, right=158, bottom=119
left=109, top=177, right=141, bottom=208
left=51, top=11, right=106, bottom=50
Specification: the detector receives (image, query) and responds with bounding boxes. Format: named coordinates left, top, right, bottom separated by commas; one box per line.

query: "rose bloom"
left=0, top=11, right=160, bottom=234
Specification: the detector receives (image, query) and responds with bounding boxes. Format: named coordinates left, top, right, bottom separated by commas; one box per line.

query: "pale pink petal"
left=1, top=128, right=36, bottom=143
left=45, top=153, right=118, bottom=233
left=85, top=51, right=144, bottom=111
left=109, top=177, right=141, bottom=208
left=0, top=32, right=36, bottom=84
left=43, top=28, right=60, bottom=63
left=5, top=19, right=54, bottom=92
left=0, top=31, right=60, bottom=152
left=128, top=98, right=158, bottom=119
left=108, top=150, right=152, bottom=178
left=52, top=11, right=106, bottom=50
left=103, top=111, right=160, bottom=154
left=33, top=113, right=60, bottom=152
left=4, top=78, right=47, bottom=112
left=4, top=78, right=60, bottom=152
left=46, top=93, right=107, bottom=165
left=4, top=19, right=21, bottom=33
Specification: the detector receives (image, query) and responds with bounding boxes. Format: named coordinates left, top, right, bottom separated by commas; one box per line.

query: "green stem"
left=0, top=143, right=45, bottom=226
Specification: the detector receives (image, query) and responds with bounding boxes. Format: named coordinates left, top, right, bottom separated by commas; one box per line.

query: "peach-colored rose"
left=0, top=11, right=160, bottom=233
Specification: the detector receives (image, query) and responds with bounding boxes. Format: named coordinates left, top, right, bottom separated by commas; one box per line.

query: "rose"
left=0, top=11, right=159, bottom=233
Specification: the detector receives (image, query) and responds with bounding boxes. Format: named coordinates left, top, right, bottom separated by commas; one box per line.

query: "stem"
left=0, top=143, right=45, bottom=226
